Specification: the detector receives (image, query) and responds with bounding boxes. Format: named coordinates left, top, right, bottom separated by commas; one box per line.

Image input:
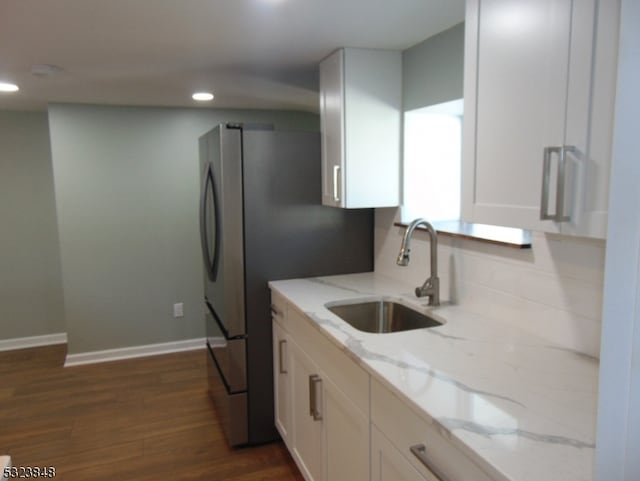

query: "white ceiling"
left=0, top=0, right=464, bottom=112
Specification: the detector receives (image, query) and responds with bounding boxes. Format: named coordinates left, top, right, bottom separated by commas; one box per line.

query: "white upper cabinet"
left=320, top=48, right=402, bottom=208
left=461, top=0, right=619, bottom=238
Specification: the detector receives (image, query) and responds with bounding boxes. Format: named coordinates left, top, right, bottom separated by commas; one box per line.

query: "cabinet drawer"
left=371, top=378, right=494, bottom=481
left=372, top=425, right=438, bottom=481
left=288, top=305, right=369, bottom=416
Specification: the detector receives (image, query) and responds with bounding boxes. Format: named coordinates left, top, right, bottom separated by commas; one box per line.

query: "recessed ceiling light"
left=0, top=82, right=19, bottom=92
left=192, top=92, right=214, bottom=101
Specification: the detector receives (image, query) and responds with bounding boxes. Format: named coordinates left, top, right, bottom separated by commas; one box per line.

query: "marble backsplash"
left=374, top=208, right=606, bottom=358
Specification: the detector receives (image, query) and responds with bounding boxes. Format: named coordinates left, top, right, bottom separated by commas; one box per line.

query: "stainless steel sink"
left=326, top=300, right=442, bottom=333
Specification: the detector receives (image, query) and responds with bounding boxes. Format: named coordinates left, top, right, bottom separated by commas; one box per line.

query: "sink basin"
left=326, top=300, right=442, bottom=333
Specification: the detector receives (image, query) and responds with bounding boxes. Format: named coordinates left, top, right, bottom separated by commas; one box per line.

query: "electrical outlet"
left=173, top=302, right=184, bottom=318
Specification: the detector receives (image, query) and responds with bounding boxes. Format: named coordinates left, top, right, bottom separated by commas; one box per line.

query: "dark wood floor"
left=0, top=345, right=304, bottom=481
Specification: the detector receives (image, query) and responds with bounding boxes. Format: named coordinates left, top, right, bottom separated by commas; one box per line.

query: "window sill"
left=394, top=220, right=532, bottom=249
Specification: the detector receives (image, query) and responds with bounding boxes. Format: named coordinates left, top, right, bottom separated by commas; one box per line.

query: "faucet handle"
left=415, top=277, right=440, bottom=306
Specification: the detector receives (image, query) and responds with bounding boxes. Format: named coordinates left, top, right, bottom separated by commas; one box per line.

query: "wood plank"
left=0, top=345, right=303, bottom=481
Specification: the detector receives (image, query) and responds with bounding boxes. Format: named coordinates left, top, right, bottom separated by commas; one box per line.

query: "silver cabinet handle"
left=332, top=165, right=341, bottom=203
left=540, top=146, right=558, bottom=221
left=270, top=304, right=282, bottom=317
left=410, top=444, right=449, bottom=481
left=556, top=145, right=575, bottom=222
left=308, top=374, right=323, bottom=421
left=540, top=145, right=575, bottom=222
left=278, top=340, right=287, bottom=374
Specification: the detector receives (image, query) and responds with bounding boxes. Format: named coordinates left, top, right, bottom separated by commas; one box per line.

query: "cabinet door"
left=319, top=48, right=402, bottom=209
left=291, top=342, right=324, bottom=481
left=320, top=49, right=345, bottom=208
left=324, top=377, right=369, bottom=481
left=462, top=0, right=597, bottom=234
left=560, top=0, right=618, bottom=238
left=272, top=321, right=290, bottom=445
left=372, top=427, right=437, bottom=481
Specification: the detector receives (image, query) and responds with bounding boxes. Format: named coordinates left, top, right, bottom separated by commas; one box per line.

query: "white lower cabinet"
left=291, top=342, right=324, bottom=481
left=272, top=319, right=291, bottom=446
left=272, top=297, right=369, bottom=481
left=371, top=378, right=494, bottom=481
left=324, top=375, right=369, bottom=481
left=271, top=290, right=495, bottom=481
left=372, top=426, right=438, bottom=481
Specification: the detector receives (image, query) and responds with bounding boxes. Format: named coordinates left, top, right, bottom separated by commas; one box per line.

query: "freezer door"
left=206, top=344, right=248, bottom=446
left=206, top=310, right=247, bottom=393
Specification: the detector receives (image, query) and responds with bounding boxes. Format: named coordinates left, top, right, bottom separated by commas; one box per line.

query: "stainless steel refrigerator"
left=199, top=123, right=373, bottom=446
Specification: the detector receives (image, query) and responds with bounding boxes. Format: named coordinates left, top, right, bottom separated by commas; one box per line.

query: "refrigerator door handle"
left=207, top=301, right=231, bottom=340
left=200, top=163, right=220, bottom=281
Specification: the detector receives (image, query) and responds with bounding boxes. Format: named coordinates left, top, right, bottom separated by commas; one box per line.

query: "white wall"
left=48, top=104, right=319, bottom=355
left=595, top=0, right=640, bottom=477
left=403, top=23, right=464, bottom=111
left=0, top=111, right=65, bottom=340
left=375, top=208, right=605, bottom=357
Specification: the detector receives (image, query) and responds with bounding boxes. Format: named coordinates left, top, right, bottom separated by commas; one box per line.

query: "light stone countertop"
left=269, top=272, right=598, bottom=481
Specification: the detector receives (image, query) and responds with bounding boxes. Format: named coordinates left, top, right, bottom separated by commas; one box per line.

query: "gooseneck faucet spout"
left=396, top=218, right=440, bottom=306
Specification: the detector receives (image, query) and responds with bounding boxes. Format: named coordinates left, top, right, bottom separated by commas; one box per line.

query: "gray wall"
left=48, top=104, right=319, bottom=354
left=0, top=111, right=66, bottom=339
left=402, top=22, right=464, bottom=110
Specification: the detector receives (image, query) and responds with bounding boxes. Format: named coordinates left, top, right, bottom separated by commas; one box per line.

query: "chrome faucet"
left=396, top=218, right=440, bottom=306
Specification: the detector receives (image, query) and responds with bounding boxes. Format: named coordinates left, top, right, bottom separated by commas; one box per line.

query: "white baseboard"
left=207, top=336, right=226, bottom=348
left=64, top=338, right=207, bottom=367
left=0, top=333, right=68, bottom=352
